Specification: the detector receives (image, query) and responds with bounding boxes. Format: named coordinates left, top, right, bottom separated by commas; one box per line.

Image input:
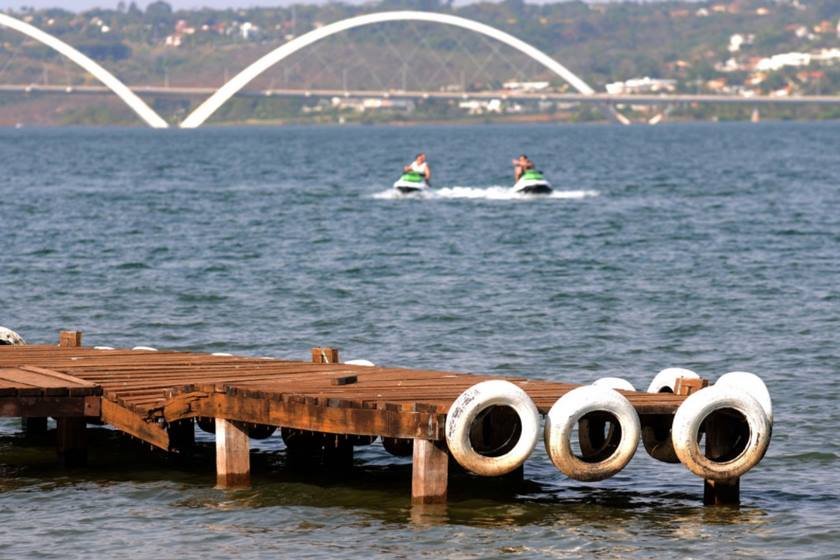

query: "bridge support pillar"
left=215, top=418, right=250, bottom=488
left=412, top=438, right=448, bottom=504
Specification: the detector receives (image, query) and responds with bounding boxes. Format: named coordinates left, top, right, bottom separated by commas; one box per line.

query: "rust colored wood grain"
left=1, top=343, right=685, bottom=448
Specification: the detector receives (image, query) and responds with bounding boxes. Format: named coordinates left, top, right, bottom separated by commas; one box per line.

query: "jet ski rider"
left=404, top=152, right=432, bottom=186
left=513, top=154, right=534, bottom=182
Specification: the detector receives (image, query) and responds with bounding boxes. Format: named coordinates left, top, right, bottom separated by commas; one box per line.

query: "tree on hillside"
left=144, top=1, right=174, bottom=41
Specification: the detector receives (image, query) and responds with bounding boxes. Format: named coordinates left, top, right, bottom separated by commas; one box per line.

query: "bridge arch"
left=181, top=10, right=625, bottom=128
left=0, top=12, right=168, bottom=128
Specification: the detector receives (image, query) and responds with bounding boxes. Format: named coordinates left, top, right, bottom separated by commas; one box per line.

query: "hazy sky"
left=6, top=0, right=610, bottom=12
left=5, top=1, right=379, bottom=10
left=6, top=1, right=321, bottom=10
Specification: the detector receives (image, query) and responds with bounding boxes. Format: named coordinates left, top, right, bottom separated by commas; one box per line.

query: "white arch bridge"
left=0, top=10, right=630, bottom=128
left=3, top=11, right=837, bottom=127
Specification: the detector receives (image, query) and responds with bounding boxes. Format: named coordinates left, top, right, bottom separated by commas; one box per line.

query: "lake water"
left=0, top=122, right=838, bottom=559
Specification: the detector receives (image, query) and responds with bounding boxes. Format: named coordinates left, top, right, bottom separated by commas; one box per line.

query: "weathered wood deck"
left=0, top=331, right=690, bottom=504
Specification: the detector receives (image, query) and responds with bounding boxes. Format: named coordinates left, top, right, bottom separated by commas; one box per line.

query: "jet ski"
left=512, top=169, right=552, bottom=195
left=393, top=170, right=429, bottom=194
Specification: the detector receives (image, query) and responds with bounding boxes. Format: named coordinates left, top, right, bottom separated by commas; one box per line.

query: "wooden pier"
left=0, top=330, right=731, bottom=506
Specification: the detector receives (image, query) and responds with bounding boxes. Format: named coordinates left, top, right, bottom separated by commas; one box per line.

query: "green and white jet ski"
left=512, top=169, right=552, bottom=195
left=393, top=170, right=429, bottom=194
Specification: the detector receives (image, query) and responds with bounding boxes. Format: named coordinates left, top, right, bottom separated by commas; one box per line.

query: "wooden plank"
left=412, top=439, right=448, bottom=504
left=0, top=368, right=72, bottom=388
left=215, top=418, right=250, bottom=488
left=100, top=398, right=170, bottom=451
left=181, top=393, right=443, bottom=440
left=18, top=365, right=99, bottom=388
left=0, top=396, right=99, bottom=418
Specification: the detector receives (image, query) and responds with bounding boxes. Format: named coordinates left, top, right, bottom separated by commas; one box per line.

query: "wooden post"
left=703, top=411, right=740, bottom=506
left=675, top=377, right=709, bottom=396
left=59, top=330, right=83, bottom=347
left=28, top=330, right=84, bottom=436
left=311, top=347, right=340, bottom=364
left=53, top=330, right=86, bottom=462
left=56, top=417, right=87, bottom=467
left=704, top=478, right=740, bottom=506
left=412, top=438, right=448, bottom=504
left=215, top=418, right=250, bottom=488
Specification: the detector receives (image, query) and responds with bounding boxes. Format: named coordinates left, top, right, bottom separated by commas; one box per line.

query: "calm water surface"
left=0, top=122, right=838, bottom=559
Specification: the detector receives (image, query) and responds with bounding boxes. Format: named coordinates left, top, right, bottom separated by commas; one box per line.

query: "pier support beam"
left=23, top=330, right=84, bottom=441
left=412, top=439, right=448, bottom=504
left=703, top=412, right=740, bottom=506
left=215, top=418, right=250, bottom=488
left=56, top=417, right=87, bottom=467
left=704, top=478, right=740, bottom=506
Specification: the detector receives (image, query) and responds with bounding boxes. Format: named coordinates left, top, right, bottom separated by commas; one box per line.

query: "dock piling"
left=702, top=410, right=740, bottom=506
left=412, top=438, right=448, bottom=504
left=311, top=347, right=340, bottom=364
left=59, top=330, right=83, bottom=348
left=215, top=418, right=250, bottom=488
left=704, top=478, right=740, bottom=505
left=56, top=417, right=87, bottom=467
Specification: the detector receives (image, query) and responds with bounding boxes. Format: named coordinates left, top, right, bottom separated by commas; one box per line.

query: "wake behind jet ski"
left=512, top=154, right=552, bottom=195
left=394, top=152, right=431, bottom=194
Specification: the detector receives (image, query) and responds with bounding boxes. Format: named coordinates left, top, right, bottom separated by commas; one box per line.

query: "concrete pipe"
left=545, top=385, right=641, bottom=481
left=445, top=380, right=540, bottom=477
